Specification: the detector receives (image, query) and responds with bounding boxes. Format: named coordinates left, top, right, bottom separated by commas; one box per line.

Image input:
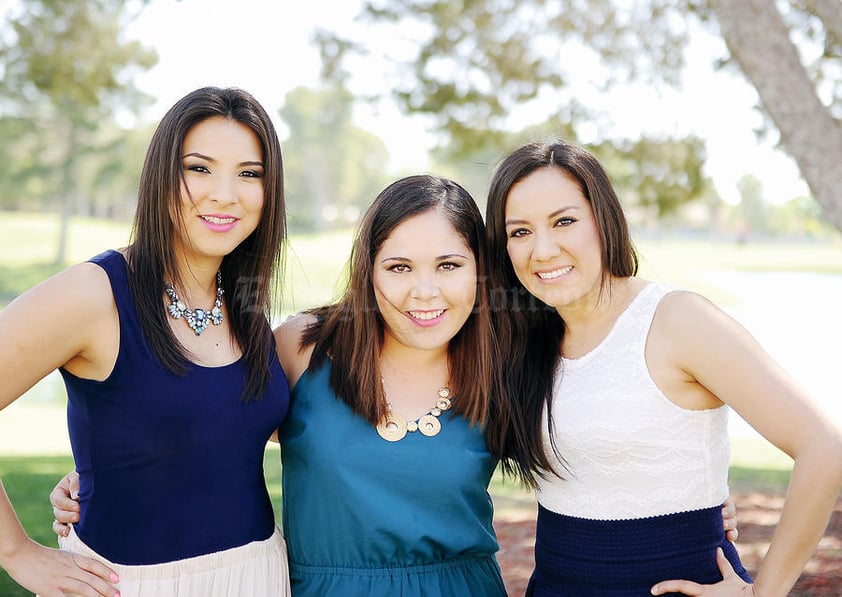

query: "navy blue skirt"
left=527, top=504, right=752, bottom=596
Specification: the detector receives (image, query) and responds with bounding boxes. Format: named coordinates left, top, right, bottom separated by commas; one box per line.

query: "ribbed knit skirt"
left=527, top=504, right=752, bottom=596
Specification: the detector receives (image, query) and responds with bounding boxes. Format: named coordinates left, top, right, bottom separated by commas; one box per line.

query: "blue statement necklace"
left=164, top=271, right=224, bottom=336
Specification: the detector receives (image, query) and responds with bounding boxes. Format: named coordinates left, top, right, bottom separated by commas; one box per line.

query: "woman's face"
left=372, top=209, right=478, bottom=354
left=175, top=116, right=265, bottom=264
left=503, top=167, right=603, bottom=312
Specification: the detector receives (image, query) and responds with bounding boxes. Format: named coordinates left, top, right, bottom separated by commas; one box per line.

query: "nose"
left=410, top=272, right=441, bottom=300
left=210, top=175, right=237, bottom=204
left=532, top=229, right=561, bottom=261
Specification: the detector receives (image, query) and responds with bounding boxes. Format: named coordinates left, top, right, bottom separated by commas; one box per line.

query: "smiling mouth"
left=200, top=215, right=237, bottom=224
left=408, top=309, right=445, bottom=320
left=536, top=266, right=573, bottom=280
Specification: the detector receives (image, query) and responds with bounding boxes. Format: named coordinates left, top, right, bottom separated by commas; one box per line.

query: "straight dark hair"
left=127, top=86, right=286, bottom=401
left=485, top=139, right=638, bottom=487
left=303, top=175, right=500, bottom=430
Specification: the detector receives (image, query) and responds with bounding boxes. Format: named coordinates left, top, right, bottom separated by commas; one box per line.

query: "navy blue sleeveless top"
left=60, top=250, right=290, bottom=565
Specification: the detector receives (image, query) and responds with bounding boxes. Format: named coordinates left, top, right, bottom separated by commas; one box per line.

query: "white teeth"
left=537, top=266, right=573, bottom=280
left=201, top=215, right=236, bottom=224
left=409, top=309, right=444, bottom=320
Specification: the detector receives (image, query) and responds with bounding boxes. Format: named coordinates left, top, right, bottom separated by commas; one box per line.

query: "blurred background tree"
left=280, top=83, right=391, bottom=232
left=0, top=0, right=839, bottom=240
left=315, top=0, right=842, bottom=233
left=0, top=0, right=157, bottom=263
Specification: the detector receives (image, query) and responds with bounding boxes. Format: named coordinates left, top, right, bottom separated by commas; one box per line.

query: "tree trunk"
left=54, top=124, right=78, bottom=265
left=710, top=0, right=842, bottom=233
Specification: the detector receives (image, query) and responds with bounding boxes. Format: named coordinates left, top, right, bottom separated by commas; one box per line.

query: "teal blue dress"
left=279, top=363, right=506, bottom=596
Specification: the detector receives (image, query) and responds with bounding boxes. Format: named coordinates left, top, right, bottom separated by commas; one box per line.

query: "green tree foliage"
left=280, top=84, right=390, bottom=232
left=318, top=0, right=842, bottom=231
left=0, top=0, right=157, bottom=262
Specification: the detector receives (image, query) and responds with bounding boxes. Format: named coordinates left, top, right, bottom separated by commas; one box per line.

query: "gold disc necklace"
left=376, top=386, right=452, bottom=442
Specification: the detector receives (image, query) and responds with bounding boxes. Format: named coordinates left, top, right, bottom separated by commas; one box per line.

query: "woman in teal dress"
left=274, top=174, right=507, bottom=596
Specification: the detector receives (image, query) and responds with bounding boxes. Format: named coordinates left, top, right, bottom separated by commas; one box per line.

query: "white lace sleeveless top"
left=536, top=282, right=731, bottom=520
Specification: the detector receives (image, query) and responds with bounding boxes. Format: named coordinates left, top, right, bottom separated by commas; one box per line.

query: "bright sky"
left=13, top=0, right=814, bottom=205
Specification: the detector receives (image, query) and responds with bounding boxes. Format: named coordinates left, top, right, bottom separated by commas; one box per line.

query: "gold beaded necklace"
left=376, top=386, right=452, bottom=442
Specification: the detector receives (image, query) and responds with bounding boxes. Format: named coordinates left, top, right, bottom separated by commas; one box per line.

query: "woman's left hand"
left=650, top=548, right=757, bottom=595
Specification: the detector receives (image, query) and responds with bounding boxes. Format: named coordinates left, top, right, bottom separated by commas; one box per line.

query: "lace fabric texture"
left=537, top=282, right=731, bottom=520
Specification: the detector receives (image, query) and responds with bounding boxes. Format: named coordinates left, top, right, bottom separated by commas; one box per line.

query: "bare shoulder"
left=651, top=289, right=737, bottom=339
left=8, top=260, right=113, bottom=319
left=273, top=313, right=318, bottom=388
left=0, top=260, right=117, bottom=408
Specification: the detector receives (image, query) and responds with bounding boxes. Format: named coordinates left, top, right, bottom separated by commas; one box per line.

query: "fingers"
left=68, top=470, right=80, bottom=498
left=52, top=518, right=71, bottom=538
left=5, top=540, right=120, bottom=597
left=71, top=552, right=121, bottom=596
left=650, top=578, right=703, bottom=595
left=51, top=472, right=81, bottom=509
left=721, top=499, right=738, bottom=543
left=50, top=471, right=81, bottom=534
left=715, top=547, right=738, bottom=579
left=651, top=549, right=748, bottom=595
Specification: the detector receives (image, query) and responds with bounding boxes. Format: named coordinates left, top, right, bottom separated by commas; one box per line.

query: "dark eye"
left=555, top=217, right=576, bottom=227
left=387, top=264, right=410, bottom=273
left=240, top=169, right=263, bottom=179
left=508, top=228, right=530, bottom=239
left=438, top=262, right=461, bottom=272
left=185, top=164, right=210, bottom=174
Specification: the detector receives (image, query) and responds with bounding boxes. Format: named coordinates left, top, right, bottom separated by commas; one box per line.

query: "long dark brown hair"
left=303, top=175, right=500, bottom=430
left=485, top=139, right=638, bottom=487
left=127, top=86, right=286, bottom=401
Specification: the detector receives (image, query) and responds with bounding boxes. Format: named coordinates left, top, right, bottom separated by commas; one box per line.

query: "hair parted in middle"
left=303, top=174, right=499, bottom=431
left=128, top=86, right=286, bottom=402
left=484, top=139, right=639, bottom=487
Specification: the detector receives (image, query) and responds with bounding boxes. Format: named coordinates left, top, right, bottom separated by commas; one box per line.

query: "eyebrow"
left=505, top=205, right=580, bottom=226
left=183, top=152, right=264, bottom=168
left=379, top=252, right=470, bottom=263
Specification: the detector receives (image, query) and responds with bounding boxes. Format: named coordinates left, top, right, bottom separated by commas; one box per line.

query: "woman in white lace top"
left=484, top=139, right=842, bottom=596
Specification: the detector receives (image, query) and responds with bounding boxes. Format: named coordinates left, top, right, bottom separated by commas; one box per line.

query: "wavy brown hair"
left=303, top=175, right=500, bottom=431
left=127, top=86, right=286, bottom=401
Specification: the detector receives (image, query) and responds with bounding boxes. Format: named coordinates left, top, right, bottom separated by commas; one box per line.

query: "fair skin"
left=504, top=166, right=842, bottom=597
left=279, top=209, right=477, bottom=415
left=0, top=116, right=265, bottom=597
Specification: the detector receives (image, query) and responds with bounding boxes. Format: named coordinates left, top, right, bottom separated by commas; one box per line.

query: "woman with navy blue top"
left=0, top=86, right=291, bottom=597
left=485, top=139, right=842, bottom=596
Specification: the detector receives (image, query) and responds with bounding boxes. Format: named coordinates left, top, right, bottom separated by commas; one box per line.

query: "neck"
left=170, top=257, right=223, bottom=306
left=379, top=342, right=449, bottom=383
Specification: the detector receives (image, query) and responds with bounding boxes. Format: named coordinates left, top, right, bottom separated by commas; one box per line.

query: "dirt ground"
left=493, top=492, right=842, bottom=596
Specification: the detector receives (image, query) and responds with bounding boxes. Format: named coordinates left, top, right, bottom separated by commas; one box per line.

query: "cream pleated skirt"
left=56, top=526, right=291, bottom=597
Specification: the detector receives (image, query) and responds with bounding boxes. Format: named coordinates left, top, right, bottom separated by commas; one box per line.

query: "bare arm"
left=651, top=291, right=842, bottom=597
left=0, top=264, right=120, bottom=596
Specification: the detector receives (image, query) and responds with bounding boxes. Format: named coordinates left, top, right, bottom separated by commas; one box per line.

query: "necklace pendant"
left=164, top=270, right=224, bottom=337
left=417, top=414, right=442, bottom=437
left=376, top=411, right=408, bottom=442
